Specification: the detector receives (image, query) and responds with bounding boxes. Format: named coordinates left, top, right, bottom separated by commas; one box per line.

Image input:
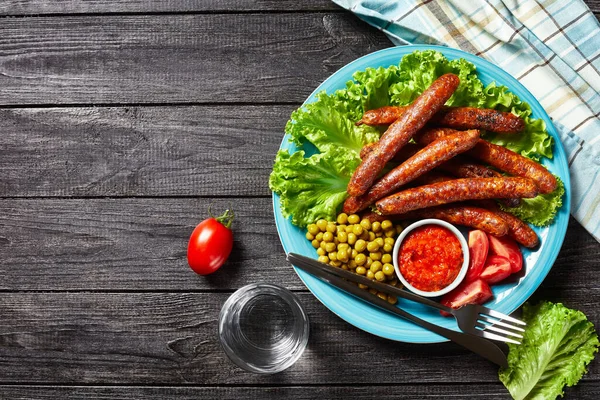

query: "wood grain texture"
left=0, top=0, right=339, bottom=15
left=0, top=384, right=550, bottom=400
left=0, top=288, right=597, bottom=385
left=0, top=106, right=289, bottom=197
left=0, top=13, right=390, bottom=105
left=0, top=197, right=305, bottom=291
left=0, top=196, right=597, bottom=290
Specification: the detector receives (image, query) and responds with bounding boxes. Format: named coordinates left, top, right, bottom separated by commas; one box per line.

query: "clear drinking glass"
left=218, top=283, right=309, bottom=374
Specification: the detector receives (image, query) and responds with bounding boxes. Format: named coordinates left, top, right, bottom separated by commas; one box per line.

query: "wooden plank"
left=0, top=196, right=597, bottom=290
left=0, top=384, right=559, bottom=400
left=0, top=289, right=598, bottom=385
left=0, top=0, right=339, bottom=15
left=0, top=197, right=304, bottom=291
left=0, top=14, right=390, bottom=105
left=0, top=106, right=290, bottom=197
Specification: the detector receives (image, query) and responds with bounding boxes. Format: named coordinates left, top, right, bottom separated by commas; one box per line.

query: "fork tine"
left=480, top=330, right=521, bottom=345
left=476, top=322, right=523, bottom=339
left=478, top=315, right=526, bottom=332
left=480, top=308, right=526, bottom=326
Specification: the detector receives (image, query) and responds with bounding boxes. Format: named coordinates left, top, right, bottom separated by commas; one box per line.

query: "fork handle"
left=288, top=253, right=454, bottom=314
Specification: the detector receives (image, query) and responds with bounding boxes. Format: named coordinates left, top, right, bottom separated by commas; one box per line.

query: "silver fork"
left=287, top=253, right=526, bottom=344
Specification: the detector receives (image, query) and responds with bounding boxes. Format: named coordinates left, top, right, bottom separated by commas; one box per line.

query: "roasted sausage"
left=438, top=157, right=521, bottom=207
left=433, top=107, right=524, bottom=133
left=357, top=105, right=524, bottom=133
left=417, top=128, right=557, bottom=194
left=393, top=205, right=510, bottom=237
left=356, top=105, right=407, bottom=126
left=343, top=129, right=480, bottom=214
left=347, top=74, right=460, bottom=197
left=477, top=200, right=539, bottom=248
left=376, top=177, right=539, bottom=215
left=359, top=142, right=422, bottom=161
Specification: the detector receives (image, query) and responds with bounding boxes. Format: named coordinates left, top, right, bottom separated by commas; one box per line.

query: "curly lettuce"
left=270, top=49, right=562, bottom=227
left=269, top=149, right=358, bottom=227
left=499, top=302, right=599, bottom=399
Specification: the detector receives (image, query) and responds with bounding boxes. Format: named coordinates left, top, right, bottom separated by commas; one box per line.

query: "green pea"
left=371, top=221, right=381, bottom=233
left=306, top=232, right=315, bottom=241
left=377, top=292, right=388, bottom=301
left=368, top=232, right=376, bottom=241
left=316, top=219, right=328, bottom=232
left=383, top=263, right=395, bottom=276
left=352, top=224, right=364, bottom=236
left=325, top=242, right=336, bottom=253
left=318, top=255, right=329, bottom=264
left=347, top=232, right=357, bottom=245
left=322, top=231, right=334, bottom=242
left=330, top=260, right=342, bottom=267
left=366, top=257, right=373, bottom=267
left=326, top=223, right=337, bottom=233
left=370, top=252, right=382, bottom=261
left=336, top=224, right=345, bottom=234
left=381, top=220, right=393, bottom=230
left=316, top=247, right=326, bottom=256
left=337, top=249, right=349, bottom=262
left=338, top=243, right=349, bottom=251
left=375, top=271, right=385, bottom=282
left=358, top=283, right=368, bottom=290
left=320, top=241, right=327, bottom=250
left=354, top=239, right=367, bottom=252
left=355, top=253, right=367, bottom=266
left=367, top=241, right=380, bottom=252
left=345, top=225, right=353, bottom=233
left=311, top=239, right=320, bottom=249
left=381, top=254, right=392, bottom=264
left=370, top=261, right=383, bottom=273
left=356, top=266, right=367, bottom=275
left=384, top=230, right=395, bottom=238
left=337, top=231, right=348, bottom=243
left=387, top=295, right=397, bottom=305
left=366, top=270, right=375, bottom=280
left=360, top=219, right=371, bottom=230
left=316, top=232, right=324, bottom=242
left=375, top=237, right=384, bottom=247
left=383, top=243, right=393, bottom=253
left=328, top=252, right=337, bottom=261
left=307, top=224, right=319, bottom=235
left=384, top=237, right=394, bottom=246
left=337, top=213, right=348, bottom=224
left=347, top=214, right=360, bottom=224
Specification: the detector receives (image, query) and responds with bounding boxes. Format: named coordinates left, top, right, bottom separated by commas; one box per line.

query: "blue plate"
left=272, top=45, right=571, bottom=343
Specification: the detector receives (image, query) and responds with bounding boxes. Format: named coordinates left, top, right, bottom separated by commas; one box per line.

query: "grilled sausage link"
left=394, top=205, right=510, bottom=237
left=359, top=142, right=422, bottom=162
left=347, top=74, right=460, bottom=197
left=357, top=105, right=524, bottom=133
left=417, top=128, right=557, bottom=194
left=476, top=200, right=539, bottom=248
left=438, top=158, right=521, bottom=207
left=376, top=177, right=539, bottom=215
left=343, top=129, right=480, bottom=214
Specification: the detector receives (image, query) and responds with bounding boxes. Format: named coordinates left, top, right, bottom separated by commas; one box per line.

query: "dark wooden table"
left=1, top=1, right=599, bottom=398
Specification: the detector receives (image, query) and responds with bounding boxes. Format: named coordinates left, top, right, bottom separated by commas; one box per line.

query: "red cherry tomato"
left=440, top=279, right=493, bottom=316
left=187, top=209, right=234, bottom=275
left=488, top=234, right=523, bottom=273
left=480, top=255, right=512, bottom=284
left=466, top=230, right=489, bottom=282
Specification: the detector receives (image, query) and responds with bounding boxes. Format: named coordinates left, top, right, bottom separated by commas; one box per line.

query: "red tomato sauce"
left=398, top=225, right=463, bottom=292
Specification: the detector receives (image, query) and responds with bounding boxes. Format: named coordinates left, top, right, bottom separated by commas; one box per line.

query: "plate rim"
left=272, top=44, right=571, bottom=343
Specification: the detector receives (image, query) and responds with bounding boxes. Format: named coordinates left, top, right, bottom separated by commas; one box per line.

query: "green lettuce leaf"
left=286, top=91, right=381, bottom=157
left=269, top=149, right=358, bottom=227
left=500, top=177, right=565, bottom=227
left=499, top=302, right=599, bottom=400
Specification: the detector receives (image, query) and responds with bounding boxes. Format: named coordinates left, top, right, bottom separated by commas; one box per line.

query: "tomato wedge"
left=488, top=235, right=523, bottom=273
left=480, top=255, right=512, bottom=284
left=440, top=279, right=493, bottom=316
left=466, top=230, right=489, bottom=282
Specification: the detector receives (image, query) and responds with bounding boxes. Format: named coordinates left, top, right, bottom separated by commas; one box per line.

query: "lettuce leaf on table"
left=499, top=302, right=599, bottom=399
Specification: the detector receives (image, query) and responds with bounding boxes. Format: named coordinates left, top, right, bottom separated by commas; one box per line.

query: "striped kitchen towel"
left=333, top=0, right=600, bottom=242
